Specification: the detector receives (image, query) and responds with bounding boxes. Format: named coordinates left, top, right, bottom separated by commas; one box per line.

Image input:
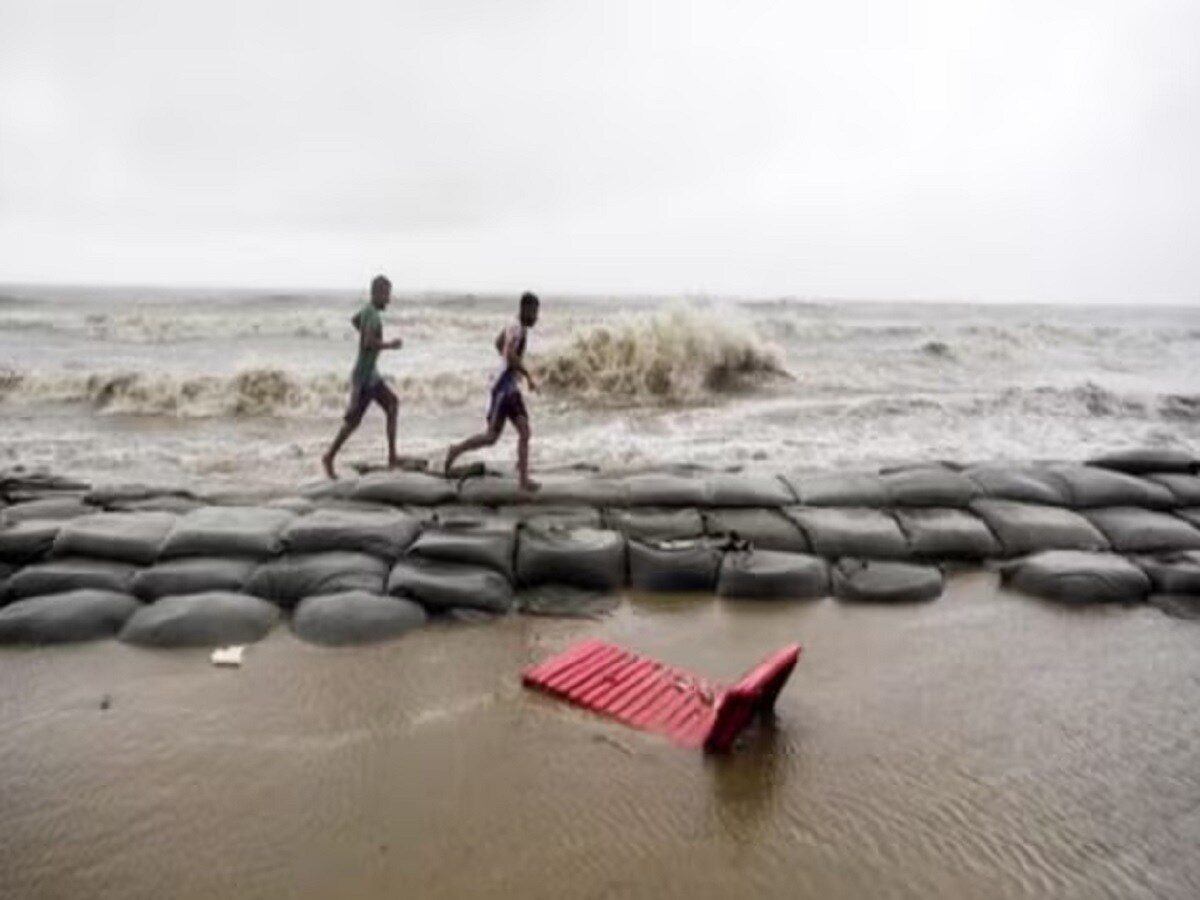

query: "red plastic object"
left=522, top=640, right=801, bottom=752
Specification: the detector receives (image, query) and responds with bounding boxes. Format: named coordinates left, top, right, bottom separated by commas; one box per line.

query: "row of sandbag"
left=1000, top=549, right=1200, bottom=619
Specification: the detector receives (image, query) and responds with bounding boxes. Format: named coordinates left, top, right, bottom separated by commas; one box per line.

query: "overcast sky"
left=1, top=1, right=1197, bottom=302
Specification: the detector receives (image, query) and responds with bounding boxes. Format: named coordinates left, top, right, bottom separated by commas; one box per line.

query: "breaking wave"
left=536, top=304, right=789, bottom=404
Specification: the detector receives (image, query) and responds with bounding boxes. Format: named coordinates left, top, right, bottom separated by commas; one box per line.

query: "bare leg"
left=515, top=415, right=539, bottom=492
left=384, top=397, right=400, bottom=466
left=322, top=418, right=360, bottom=480
left=445, top=426, right=501, bottom=474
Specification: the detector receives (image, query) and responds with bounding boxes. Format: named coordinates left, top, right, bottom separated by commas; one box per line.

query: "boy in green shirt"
left=321, top=275, right=403, bottom=479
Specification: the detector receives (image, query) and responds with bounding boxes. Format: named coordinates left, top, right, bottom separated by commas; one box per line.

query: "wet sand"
left=2, top=572, right=1198, bottom=900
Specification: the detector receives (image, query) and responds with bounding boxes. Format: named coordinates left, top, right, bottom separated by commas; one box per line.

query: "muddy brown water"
left=2, top=572, right=1199, bottom=900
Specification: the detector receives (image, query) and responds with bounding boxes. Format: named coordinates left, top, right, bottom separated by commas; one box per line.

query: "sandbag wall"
left=2, top=447, right=1200, bottom=648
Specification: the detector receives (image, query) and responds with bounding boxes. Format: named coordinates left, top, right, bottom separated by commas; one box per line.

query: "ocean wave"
left=535, top=303, right=788, bottom=404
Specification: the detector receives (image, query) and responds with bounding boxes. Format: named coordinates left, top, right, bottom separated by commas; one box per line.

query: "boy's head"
left=519, top=291, right=540, bottom=327
left=370, top=274, right=392, bottom=309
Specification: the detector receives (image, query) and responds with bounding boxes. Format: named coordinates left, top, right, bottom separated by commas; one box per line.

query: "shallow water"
left=2, top=573, right=1199, bottom=900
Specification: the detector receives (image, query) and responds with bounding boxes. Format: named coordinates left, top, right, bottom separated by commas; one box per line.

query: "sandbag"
left=292, top=590, right=428, bottom=645
left=1148, top=475, right=1200, bottom=506
left=418, top=505, right=493, bottom=527
left=1003, top=550, right=1150, bottom=604
left=893, top=508, right=999, bottom=560
left=194, top=484, right=289, bottom=507
left=516, top=526, right=627, bottom=591
left=1147, top=594, right=1200, bottom=620
left=0, top=590, right=140, bottom=644
left=159, top=506, right=296, bottom=559
left=131, top=556, right=258, bottom=601
left=963, top=465, right=1068, bottom=506
left=520, top=476, right=630, bottom=508
left=1179, top=509, right=1200, bottom=528
left=51, top=511, right=177, bottom=565
left=703, top=508, right=810, bottom=553
left=1135, top=551, right=1200, bottom=594
left=246, top=551, right=389, bottom=607
left=832, top=559, right=943, bottom=603
left=387, top=558, right=514, bottom=612
left=785, top=507, right=909, bottom=559
left=705, top=473, right=796, bottom=507
left=407, top=521, right=517, bottom=580
left=495, top=505, right=604, bottom=531
left=86, top=483, right=195, bottom=508
left=785, top=471, right=889, bottom=507
left=716, top=550, right=829, bottom=600
left=0, top=520, right=62, bottom=564
left=4, top=557, right=137, bottom=603
left=515, top=585, right=622, bottom=619
left=628, top=538, right=722, bottom=593
left=457, top=475, right=541, bottom=507
left=622, top=474, right=711, bottom=508
left=1088, top=448, right=1197, bottom=476
left=882, top=467, right=979, bottom=508
left=604, top=508, right=706, bottom=541
left=120, top=592, right=280, bottom=647
left=970, top=500, right=1109, bottom=557
left=111, top=495, right=204, bottom=515
left=267, top=497, right=318, bottom=514
left=281, top=508, right=420, bottom=560
left=1083, top=508, right=1200, bottom=554
left=2, top=497, right=95, bottom=523
left=351, top=471, right=456, bottom=507
left=1043, top=465, right=1175, bottom=509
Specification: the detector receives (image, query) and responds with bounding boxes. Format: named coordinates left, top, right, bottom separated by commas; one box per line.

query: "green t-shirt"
left=351, top=303, right=383, bottom=386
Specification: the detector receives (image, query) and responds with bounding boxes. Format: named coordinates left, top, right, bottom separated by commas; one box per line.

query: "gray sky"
left=1, top=0, right=1198, bottom=302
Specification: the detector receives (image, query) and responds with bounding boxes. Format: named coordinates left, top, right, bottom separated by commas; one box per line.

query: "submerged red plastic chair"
left=522, top=640, right=801, bottom=753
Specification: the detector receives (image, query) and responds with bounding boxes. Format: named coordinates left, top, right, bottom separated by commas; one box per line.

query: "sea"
left=1, top=284, right=1198, bottom=487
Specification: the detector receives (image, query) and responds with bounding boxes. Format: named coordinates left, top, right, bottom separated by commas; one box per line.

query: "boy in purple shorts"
left=445, top=292, right=541, bottom=492
left=321, top=275, right=404, bottom=479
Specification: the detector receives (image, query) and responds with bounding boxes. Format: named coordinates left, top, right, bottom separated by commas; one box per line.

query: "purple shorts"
left=487, top=387, right=527, bottom=429
left=344, top=378, right=397, bottom=424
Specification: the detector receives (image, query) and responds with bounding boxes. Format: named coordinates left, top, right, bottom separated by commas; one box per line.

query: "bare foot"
left=443, top=448, right=459, bottom=477
left=322, top=452, right=337, bottom=480
left=519, top=478, right=541, bottom=494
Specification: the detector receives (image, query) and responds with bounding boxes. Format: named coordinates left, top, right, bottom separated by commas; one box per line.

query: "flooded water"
left=2, top=573, right=1199, bottom=900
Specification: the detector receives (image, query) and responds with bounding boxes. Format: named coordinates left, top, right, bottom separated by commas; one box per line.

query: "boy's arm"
left=503, top=328, right=536, bottom=391
left=359, top=317, right=402, bottom=351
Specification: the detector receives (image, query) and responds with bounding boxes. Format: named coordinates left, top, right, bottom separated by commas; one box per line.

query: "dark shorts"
left=487, top=387, right=527, bottom=430
left=344, top=378, right=397, bottom=424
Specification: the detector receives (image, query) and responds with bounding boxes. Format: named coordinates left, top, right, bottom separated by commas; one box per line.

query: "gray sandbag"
left=534, top=476, right=631, bottom=508
left=970, top=500, right=1109, bottom=557
left=159, top=506, right=296, bottom=559
left=963, top=464, right=1068, bottom=506
left=1147, top=594, right=1200, bottom=620
left=131, top=556, right=258, bottom=601
left=622, top=473, right=711, bottom=508
left=120, top=592, right=279, bottom=648
left=292, top=590, right=427, bottom=645
left=716, top=550, right=829, bottom=600
left=785, top=471, right=889, bottom=507
left=604, top=508, right=706, bottom=541
left=0, top=520, right=62, bottom=564
left=281, top=508, right=420, bottom=560
left=1135, top=551, right=1200, bottom=594
left=51, top=511, right=177, bottom=565
left=705, top=473, right=796, bottom=508
left=111, top=495, right=204, bottom=515
left=893, top=508, right=999, bottom=560
left=1148, top=475, right=1200, bottom=506
left=703, top=508, right=810, bottom=553
left=1042, top=465, right=1175, bottom=509
left=4, top=557, right=137, bottom=603
left=351, top=471, right=456, bottom=507
left=628, top=538, right=722, bottom=593
left=1088, top=448, right=1197, bottom=476
left=194, top=484, right=289, bottom=506
left=267, top=497, right=318, bottom=514
left=417, top=505, right=493, bottom=527
left=1003, top=550, right=1150, bottom=604
left=882, top=467, right=979, bottom=508
left=494, top=505, right=604, bottom=531
left=0, top=590, right=140, bottom=644
left=1083, top=508, right=1200, bottom=554
left=785, top=507, right=909, bottom=560
left=387, top=558, right=514, bottom=613
left=832, top=559, right=943, bottom=603
left=516, top=526, right=627, bottom=591
left=457, top=475, right=538, bottom=507
left=515, top=585, right=622, bottom=619
left=407, top=521, right=517, bottom=580
left=86, top=483, right=194, bottom=508
left=2, top=497, right=95, bottom=523
left=246, top=551, right=389, bottom=607
left=1179, top=509, right=1200, bottom=528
